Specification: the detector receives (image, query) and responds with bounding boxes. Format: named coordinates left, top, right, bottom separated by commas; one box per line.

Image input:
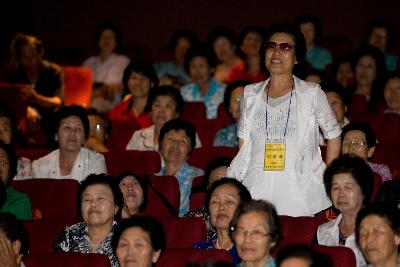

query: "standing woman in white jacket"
left=227, top=23, right=341, bottom=216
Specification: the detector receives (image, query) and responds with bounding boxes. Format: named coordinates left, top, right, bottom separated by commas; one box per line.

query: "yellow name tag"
left=264, top=142, right=286, bottom=171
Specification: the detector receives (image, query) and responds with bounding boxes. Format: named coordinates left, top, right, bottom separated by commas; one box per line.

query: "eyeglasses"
left=342, top=139, right=367, bottom=147
left=266, top=42, right=295, bottom=52
left=232, top=227, right=270, bottom=240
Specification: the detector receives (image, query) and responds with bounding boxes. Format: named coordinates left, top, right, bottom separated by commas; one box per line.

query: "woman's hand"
left=0, top=238, right=21, bottom=267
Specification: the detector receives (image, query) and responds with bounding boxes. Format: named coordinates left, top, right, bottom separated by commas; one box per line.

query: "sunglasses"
left=266, top=42, right=295, bottom=52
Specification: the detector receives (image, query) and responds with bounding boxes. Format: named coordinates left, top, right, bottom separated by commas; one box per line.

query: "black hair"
left=294, top=13, right=323, bottom=40
left=223, top=80, right=251, bottom=115
left=205, top=177, right=252, bottom=216
left=159, top=118, right=197, bottom=153
left=113, top=216, right=166, bottom=252
left=146, top=85, right=184, bottom=115
left=356, top=202, right=400, bottom=244
left=341, top=122, right=376, bottom=148
left=264, top=23, right=307, bottom=64
left=208, top=27, right=238, bottom=48
left=168, top=28, right=198, bottom=53
left=184, top=43, right=218, bottom=74
left=114, top=171, right=148, bottom=212
left=229, top=199, right=281, bottom=246
left=321, top=79, right=351, bottom=108
left=122, top=61, right=159, bottom=102
left=352, top=44, right=387, bottom=78
left=53, top=105, right=90, bottom=139
left=204, top=157, right=233, bottom=185
left=276, top=244, right=332, bottom=267
left=323, top=154, right=374, bottom=206
left=0, top=142, right=18, bottom=184
left=10, top=33, right=43, bottom=63
left=366, top=18, right=396, bottom=45
left=0, top=212, right=29, bottom=256
left=77, top=173, right=124, bottom=219
left=93, top=22, right=123, bottom=51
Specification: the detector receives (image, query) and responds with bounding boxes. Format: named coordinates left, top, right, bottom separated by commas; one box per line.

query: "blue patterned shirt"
left=181, top=79, right=226, bottom=119
left=214, top=124, right=238, bottom=147
left=236, top=257, right=276, bottom=267
left=156, top=163, right=204, bottom=216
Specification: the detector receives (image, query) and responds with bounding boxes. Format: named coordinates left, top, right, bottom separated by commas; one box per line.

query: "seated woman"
left=383, top=71, right=400, bottom=116
left=276, top=244, right=332, bottom=267
left=207, top=27, right=243, bottom=83
left=356, top=202, right=400, bottom=267
left=181, top=43, right=226, bottom=119
left=341, top=122, right=392, bottom=182
left=108, top=62, right=158, bottom=129
left=32, top=105, right=107, bottom=181
left=331, top=55, right=355, bottom=90
left=0, top=213, right=29, bottom=267
left=155, top=118, right=204, bottom=216
left=214, top=80, right=250, bottom=147
left=85, top=108, right=111, bottom=153
left=83, top=22, right=130, bottom=109
left=53, top=173, right=123, bottom=267
left=193, top=178, right=252, bottom=265
left=115, top=171, right=148, bottom=219
left=318, top=154, right=374, bottom=266
left=0, top=143, right=31, bottom=220
left=113, top=216, right=166, bottom=267
left=230, top=199, right=281, bottom=267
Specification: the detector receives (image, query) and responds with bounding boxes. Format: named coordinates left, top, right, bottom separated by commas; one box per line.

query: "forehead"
left=214, top=36, right=232, bottom=45
left=101, top=29, right=116, bottom=38
left=269, top=32, right=295, bottom=43
left=60, top=115, right=83, bottom=125
left=164, top=129, right=189, bottom=140
left=0, top=148, right=7, bottom=158
left=326, top=91, right=343, bottom=101
left=244, top=31, right=262, bottom=41
left=361, top=214, right=390, bottom=229
left=120, top=175, right=138, bottom=184
left=154, top=95, right=176, bottom=105
left=386, top=77, right=400, bottom=88
left=332, top=172, right=357, bottom=184
left=231, top=86, right=245, bottom=97
left=212, top=183, right=239, bottom=196
left=372, top=27, right=388, bottom=35
left=0, top=116, right=11, bottom=125
left=88, top=115, right=103, bottom=124
left=344, top=130, right=367, bottom=140
left=190, top=56, right=208, bottom=65
left=129, top=71, right=149, bottom=79
left=121, top=226, right=151, bottom=241
left=238, top=211, right=268, bottom=227
left=83, top=183, right=113, bottom=196
left=358, top=55, right=376, bottom=65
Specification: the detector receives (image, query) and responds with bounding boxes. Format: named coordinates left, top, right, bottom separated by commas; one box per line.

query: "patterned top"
left=214, top=124, right=238, bottom=147
left=185, top=207, right=214, bottom=239
left=154, top=61, right=191, bottom=85
left=181, top=79, right=226, bottom=119
left=193, top=232, right=240, bottom=265
left=306, top=44, right=333, bottom=71
left=236, top=256, right=276, bottom=267
left=53, top=221, right=118, bottom=267
left=156, top=163, right=204, bottom=216
left=369, top=162, right=392, bottom=182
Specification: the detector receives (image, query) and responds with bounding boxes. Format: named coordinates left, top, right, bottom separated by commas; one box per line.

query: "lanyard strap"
left=265, top=85, right=293, bottom=140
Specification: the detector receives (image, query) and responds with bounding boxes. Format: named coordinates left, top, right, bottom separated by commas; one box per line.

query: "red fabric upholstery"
left=156, top=216, right=206, bottom=248
left=313, top=244, right=356, bottom=267
left=62, top=66, right=93, bottom=107
left=195, top=119, right=227, bottom=147
left=16, top=149, right=51, bottom=160
left=22, top=218, right=79, bottom=253
left=11, top=179, right=79, bottom=219
left=371, top=142, right=400, bottom=179
left=103, top=150, right=161, bottom=176
left=190, top=192, right=206, bottom=210
left=181, top=102, right=207, bottom=121
left=371, top=172, right=383, bottom=201
left=188, top=147, right=238, bottom=170
left=158, top=248, right=232, bottom=267
left=24, top=252, right=111, bottom=267
left=216, top=103, right=235, bottom=128
left=349, top=95, right=369, bottom=114
left=107, top=119, right=141, bottom=150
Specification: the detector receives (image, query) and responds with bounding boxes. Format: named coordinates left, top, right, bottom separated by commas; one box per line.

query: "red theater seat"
left=107, top=119, right=141, bottom=150
left=313, top=244, right=356, bottom=267
left=24, top=252, right=111, bottom=267
left=158, top=248, right=232, bottom=267
left=62, top=66, right=93, bottom=107
left=11, top=179, right=79, bottom=219
left=190, top=192, right=206, bottom=210
left=188, top=147, right=238, bottom=170
left=181, top=102, right=207, bottom=121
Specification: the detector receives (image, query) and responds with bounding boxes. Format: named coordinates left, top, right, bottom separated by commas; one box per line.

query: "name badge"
left=264, top=139, right=286, bottom=171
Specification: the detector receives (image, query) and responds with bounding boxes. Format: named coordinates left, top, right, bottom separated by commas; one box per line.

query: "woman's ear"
left=152, top=249, right=162, bottom=263
left=367, top=146, right=376, bottom=158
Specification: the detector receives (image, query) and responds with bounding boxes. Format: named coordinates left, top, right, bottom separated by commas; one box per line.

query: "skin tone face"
left=160, top=129, right=191, bottom=167
left=209, top=183, right=240, bottom=230
left=265, top=33, right=297, bottom=76
left=88, top=115, right=106, bottom=143
left=207, top=166, right=228, bottom=189
left=336, top=62, right=354, bottom=88
left=0, top=117, right=12, bottom=145
left=368, top=27, right=388, bottom=52
left=119, top=176, right=144, bottom=215
left=234, top=211, right=274, bottom=267
left=0, top=148, right=9, bottom=184
left=81, top=184, right=117, bottom=227
left=56, top=116, right=85, bottom=153
left=300, top=22, right=316, bottom=48
left=326, top=91, right=347, bottom=125
left=213, top=37, right=236, bottom=64
left=229, top=86, right=245, bottom=121
left=99, top=29, right=117, bottom=56
left=189, top=56, right=212, bottom=86
left=384, top=77, right=400, bottom=113
left=280, top=257, right=312, bottom=267
left=355, top=56, right=377, bottom=87
left=175, top=37, right=191, bottom=64
left=241, top=32, right=263, bottom=57
left=341, top=130, right=374, bottom=160
left=116, top=227, right=161, bottom=267
left=358, top=215, right=400, bottom=266
left=128, top=72, right=152, bottom=98
left=20, top=40, right=41, bottom=66
left=151, top=95, right=178, bottom=128
left=330, top=173, right=364, bottom=215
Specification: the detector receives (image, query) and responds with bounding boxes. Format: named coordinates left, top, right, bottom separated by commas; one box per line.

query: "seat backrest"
left=146, top=175, right=180, bottom=215
left=371, top=172, right=383, bottom=202
left=190, top=192, right=206, bottom=210
left=103, top=150, right=161, bottom=176
left=313, top=244, right=356, bottom=267
left=188, top=147, right=238, bottom=170
left=107, top=119, right=141, bottom=150
left=22, top=218, right=79, bottom=253
left=11, top=179, right=80, bottom=219
left=16, top=149, right=51, bottom=160
left=23, top=252, right=111, bottom=267
left=155, top=216, right=206, bottom=248
left=62, top=66, right=93, bottom=107
left=181, top=102, right=207, bottom=121
left=277, top=216, right=318, bottom=249
left=371, top=142, right=400, bottom=179
left=158, top=248, right=232, bottom=267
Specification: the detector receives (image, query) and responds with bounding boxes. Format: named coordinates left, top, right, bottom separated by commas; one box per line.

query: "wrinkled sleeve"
left=92, top=153, right=107, bottom=175
left=237, top=92, right=247, bottom=140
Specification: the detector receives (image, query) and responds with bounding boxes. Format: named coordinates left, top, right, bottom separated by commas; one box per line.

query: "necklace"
left=215, top=238, right=233, bottom=251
